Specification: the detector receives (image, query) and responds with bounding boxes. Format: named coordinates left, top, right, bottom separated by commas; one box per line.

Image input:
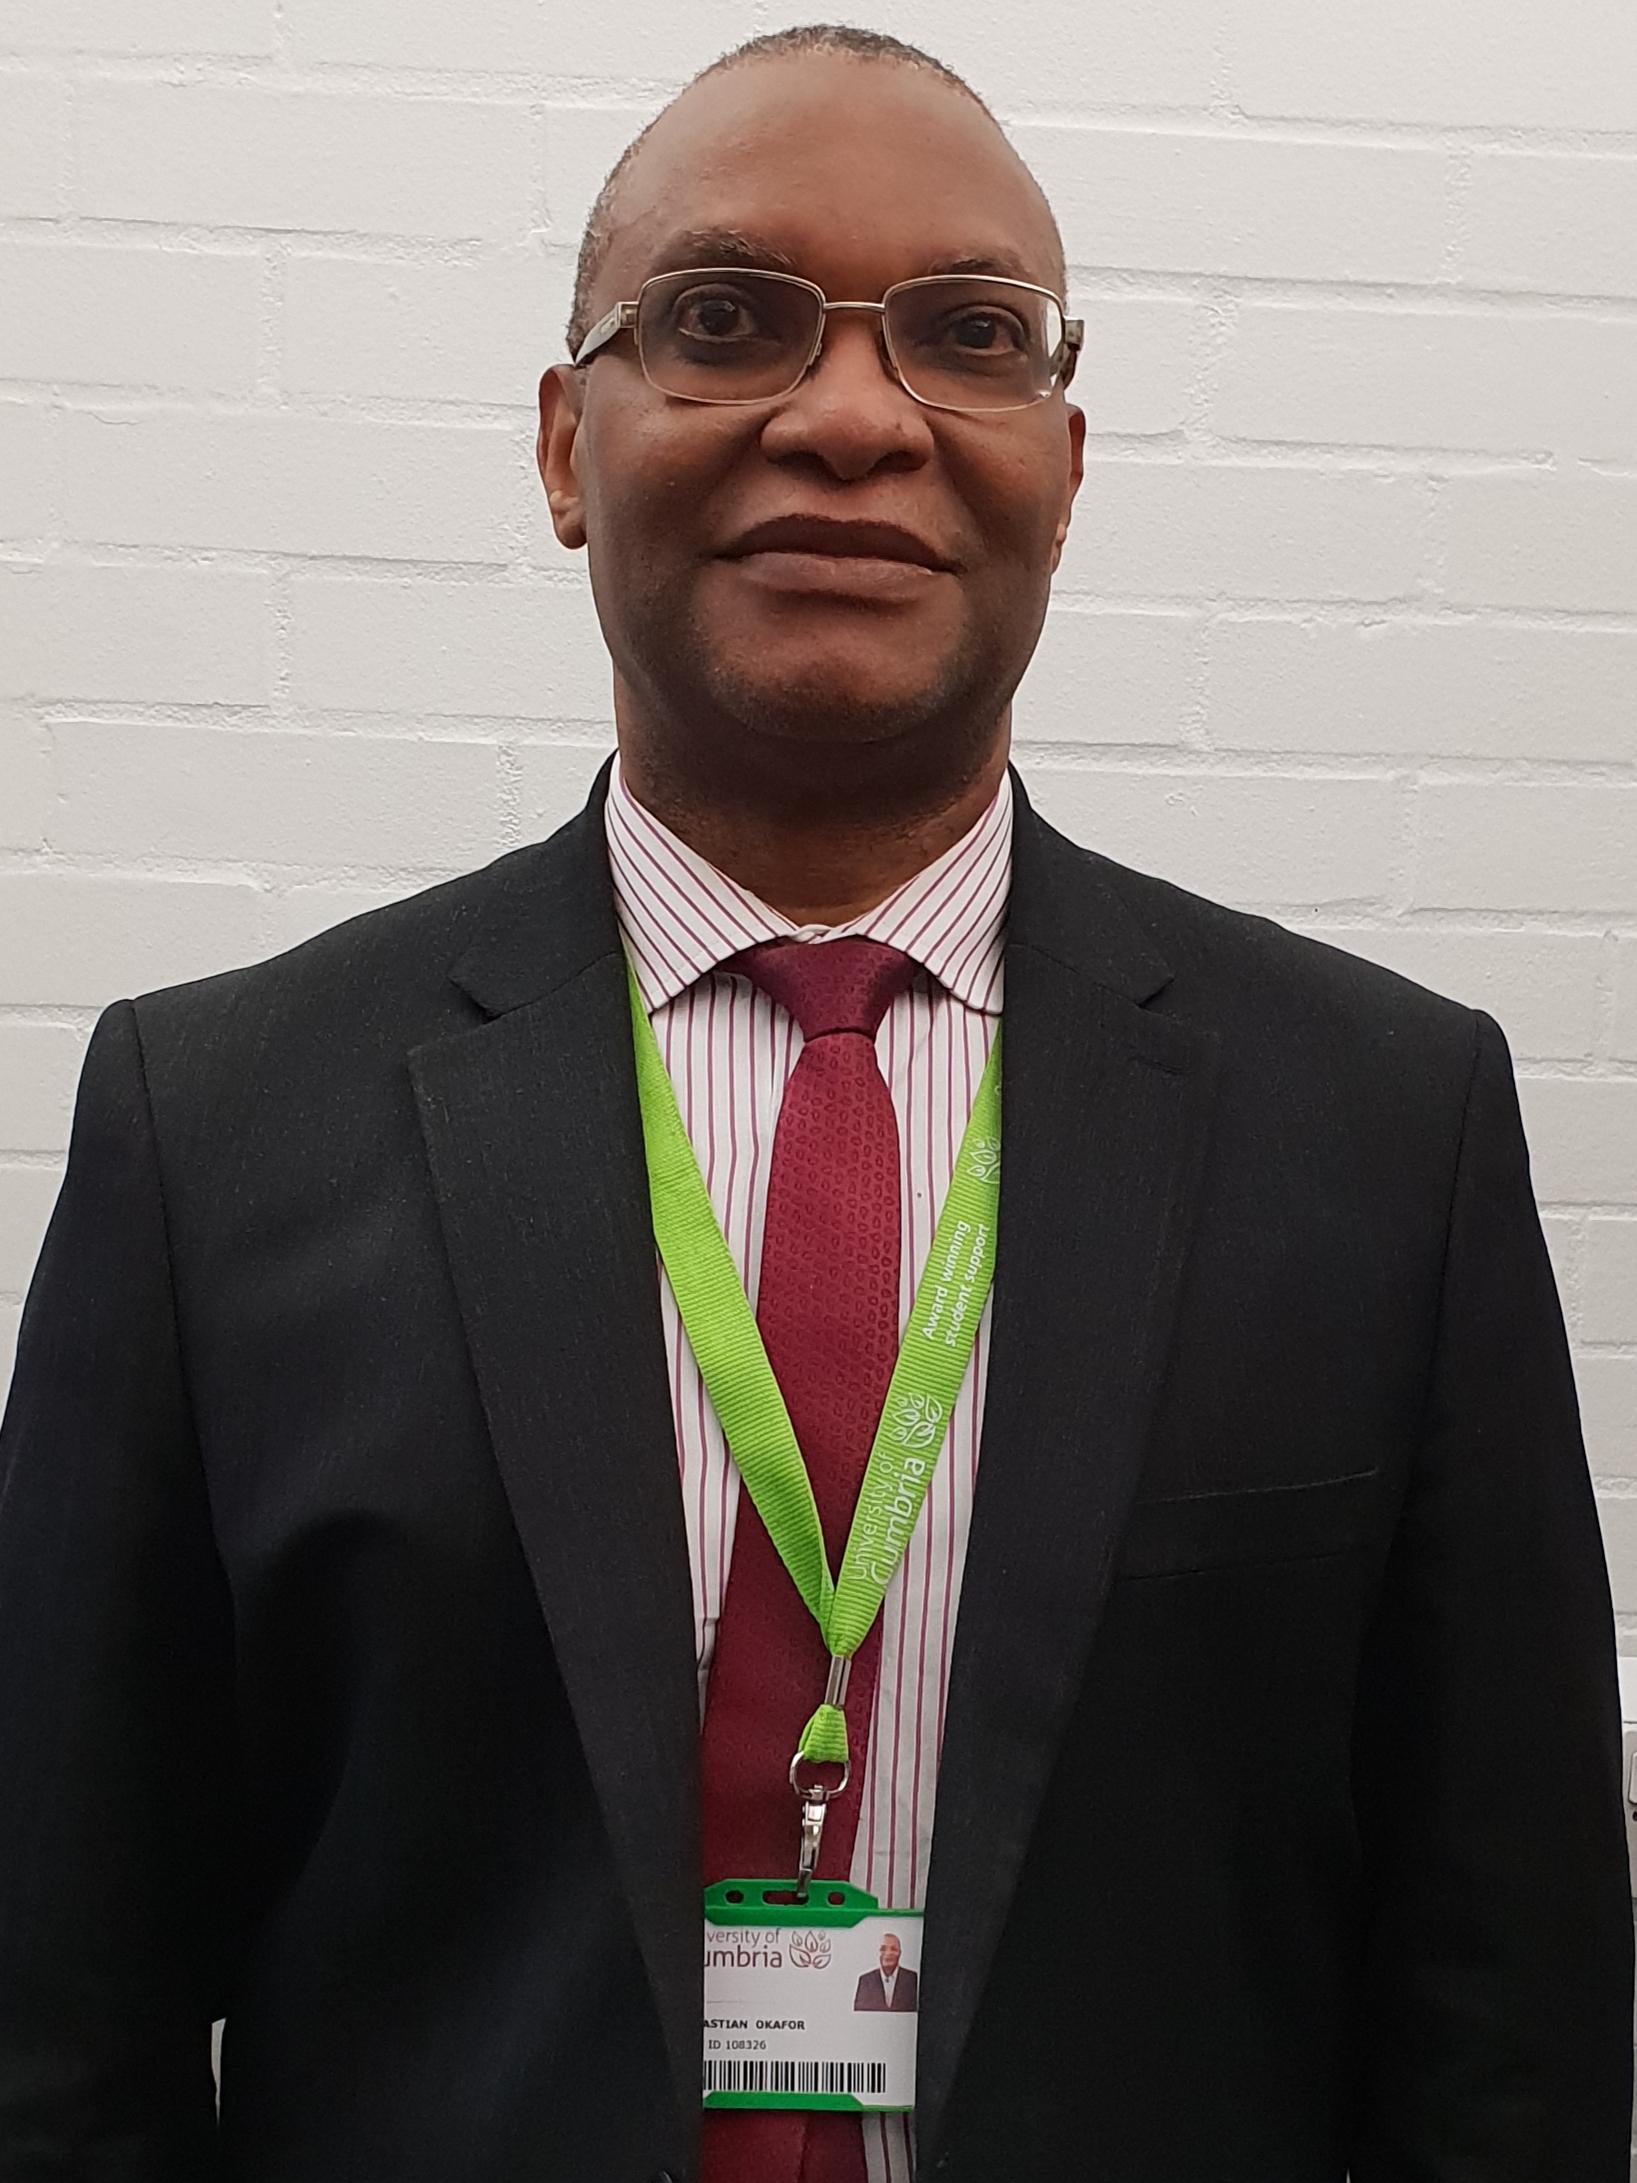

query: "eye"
left=671, top=285, right=765, bottom=343
left=941, top=308, right=1028, bottom=354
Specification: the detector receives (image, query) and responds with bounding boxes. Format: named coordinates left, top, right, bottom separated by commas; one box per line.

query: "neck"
left=613, top=728, right=1011, bottom=928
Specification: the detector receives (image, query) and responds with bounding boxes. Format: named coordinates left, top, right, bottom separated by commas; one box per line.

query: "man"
left=0, top=23, right=1629, bottom=2183
left=855, top=1936, right=919, bottom=2016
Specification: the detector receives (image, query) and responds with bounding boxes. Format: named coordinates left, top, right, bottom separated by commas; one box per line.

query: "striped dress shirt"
left=604, top=754, right=1010, bottom=2183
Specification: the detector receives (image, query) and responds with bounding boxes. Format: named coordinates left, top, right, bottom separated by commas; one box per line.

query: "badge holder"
left=703, top=1876, right=922, bottom=2112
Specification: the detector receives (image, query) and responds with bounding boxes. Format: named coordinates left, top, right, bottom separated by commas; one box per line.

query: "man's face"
left=539, top=56, right=1083, bottom=771
left=879, top=1934, right=902, bottom=1976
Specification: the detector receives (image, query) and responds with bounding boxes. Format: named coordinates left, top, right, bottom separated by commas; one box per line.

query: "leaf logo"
left=888, top=1392, right=945, bottom=1451
left=788, top=1930, right=833, bottom=1970
left=968, top=1136, right=1000, bottom=1182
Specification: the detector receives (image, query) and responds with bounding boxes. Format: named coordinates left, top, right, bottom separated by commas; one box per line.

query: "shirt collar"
left=605, top=751, right=1010, bottom=1017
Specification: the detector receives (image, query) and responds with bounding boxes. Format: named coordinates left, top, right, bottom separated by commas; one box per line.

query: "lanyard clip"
left=788, top=1749, right=851, bottom=1905
left=796, top=1790, right=828, bottom=1903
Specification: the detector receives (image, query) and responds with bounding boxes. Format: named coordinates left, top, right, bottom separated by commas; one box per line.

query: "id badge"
left=702, top=1881, right=920, bottom=2112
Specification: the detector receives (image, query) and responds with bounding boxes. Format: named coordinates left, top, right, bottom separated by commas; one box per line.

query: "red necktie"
left=698, top=937, right=918, bottom=2183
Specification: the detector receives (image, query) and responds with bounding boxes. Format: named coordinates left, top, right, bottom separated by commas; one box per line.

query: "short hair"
left=565, top=26, right=1004, bottom=358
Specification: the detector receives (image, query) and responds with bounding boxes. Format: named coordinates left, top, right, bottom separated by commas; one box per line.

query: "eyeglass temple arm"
left=1058, top=316, right=1085, bottom=386
left=571, top=300, right=637, bottom=367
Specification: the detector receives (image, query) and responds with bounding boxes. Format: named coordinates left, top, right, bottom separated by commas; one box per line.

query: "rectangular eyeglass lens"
left=639, top=270, right=818, bottom=400
left=888, top=278, right=1060, bottom=409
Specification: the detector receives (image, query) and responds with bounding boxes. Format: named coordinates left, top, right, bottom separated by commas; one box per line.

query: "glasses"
left=572, top=266, right=1083, bottom=414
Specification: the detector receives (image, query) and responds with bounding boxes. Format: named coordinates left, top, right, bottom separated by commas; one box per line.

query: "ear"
left=1049, top=402, right=1085, bottom=575
left=537, top=364, right=588, bottom=551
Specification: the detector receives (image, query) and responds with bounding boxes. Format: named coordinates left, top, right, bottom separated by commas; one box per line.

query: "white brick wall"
left=2, top=4, right=1635, bottom=1652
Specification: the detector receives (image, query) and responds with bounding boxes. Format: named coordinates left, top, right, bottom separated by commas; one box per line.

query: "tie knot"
left=729, top=937, right=919, bottom=1041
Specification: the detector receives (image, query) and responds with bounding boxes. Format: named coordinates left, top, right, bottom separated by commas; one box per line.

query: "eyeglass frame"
left=570, top=265, right=1084, bottom=414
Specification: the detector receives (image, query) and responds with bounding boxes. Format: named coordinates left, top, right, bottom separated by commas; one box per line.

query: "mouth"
left=718, top=516, right=956, bottom=573
left=717, top=516, right=957, bottom=602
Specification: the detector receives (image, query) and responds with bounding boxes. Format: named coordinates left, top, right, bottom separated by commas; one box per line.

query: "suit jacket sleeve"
left=1347, top=1009, right=1632, bottom=2180
left=0, top=1000, right=234, bottom=2178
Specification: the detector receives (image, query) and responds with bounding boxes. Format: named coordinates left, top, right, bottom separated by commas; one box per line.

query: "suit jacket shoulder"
left=1081, top=835, right=1477, bottom=1050
left=123, top=797, right=619, bottom=1173
left=131, top=832, right=572, bottom=1066
left=1011, top=808, right=1488, bottom=1181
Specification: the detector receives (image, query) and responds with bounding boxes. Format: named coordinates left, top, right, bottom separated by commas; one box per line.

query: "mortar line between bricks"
left=494, top=742, right=523, bottom=852
left=0, top=848, right=471, bottom=887
left=23, top=63, right=1637, bottom=152
left=1004, top=108, right=1637, bottom=153
left=1067, top=279, right=1637, bottom=317
left=31, top=734, right=1622, bottom=787
left=9, top=379, right=1637, bottom=470
left=1518, top=1062, right=1637, bottom=1080
left=1419, top=470, right=1449, bottom=607
left=13, top=726, right=1637, bottom=778
left=12, top=383, right=1637, bottom=458
left=10, top=552, right=1632, bottom=634
left=30, top=709, right=619, bottom=743
left=0, top=221, right=506, bottom=268
left=1011, top=748, right=1637, bottom=782
left=1303, top=911, right=1637, bottom=934
left=0, top=549, right=592, bottom=588
left=13, top=565, right=1637, bottom=631
left=1440, top=146, right=1475, bottom=286
left=6, top=849, right=1635, bottom=938
left=1595, top=934, right=1626, bottom=1060
left=8, top=571, right=1636, bottom=635
left=9, top=213, right=1637, bottom=315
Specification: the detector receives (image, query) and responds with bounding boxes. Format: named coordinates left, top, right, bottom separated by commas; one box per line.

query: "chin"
left=706, top=638, right=980, bottom=748
left=623, top=612, right=1000, bottom=773
left=718, top=674, right=956, bottom=751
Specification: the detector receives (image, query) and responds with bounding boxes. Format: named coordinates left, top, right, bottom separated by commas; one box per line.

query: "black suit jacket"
left=0, top=760, right=1629, bottom=2181
left=855, top=1967, right=919, bottom=2014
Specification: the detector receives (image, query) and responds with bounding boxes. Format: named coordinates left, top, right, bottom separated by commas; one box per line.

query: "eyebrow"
left=640, top=232, right=1049, bottom=291
left=922, top=249, right=1042, bottom=283
left=645, top=229, right=804, bottom=279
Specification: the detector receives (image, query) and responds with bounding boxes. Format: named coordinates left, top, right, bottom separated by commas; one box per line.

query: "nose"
left=757, top=308, right=935, bottom=482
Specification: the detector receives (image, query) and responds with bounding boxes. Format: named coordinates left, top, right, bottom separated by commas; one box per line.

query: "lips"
left=719, top=515, right=955, bottom=572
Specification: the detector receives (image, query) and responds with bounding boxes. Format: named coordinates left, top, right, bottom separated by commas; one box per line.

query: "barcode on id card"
left=704, top=2059, right=888, bottom=2096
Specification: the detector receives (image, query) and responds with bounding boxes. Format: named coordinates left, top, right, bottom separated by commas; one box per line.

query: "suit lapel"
left=916, top=775, right=1221, bottom=2161
left=408, top=762, right=700, bottom=2127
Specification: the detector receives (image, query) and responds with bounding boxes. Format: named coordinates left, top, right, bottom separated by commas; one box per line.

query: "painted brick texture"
left=0, top=6, right=1633, bottom=1683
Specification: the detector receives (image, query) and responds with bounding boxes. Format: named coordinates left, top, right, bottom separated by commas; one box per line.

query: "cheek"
left=948, top=429, right=1072, bottom=560
left=582, top=396, right=749, bottom=551
left=943, top=451, right=1067, bottom=664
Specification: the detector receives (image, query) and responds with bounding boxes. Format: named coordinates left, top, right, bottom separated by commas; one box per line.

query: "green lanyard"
left=625, top=959, right=1002, bottom=1775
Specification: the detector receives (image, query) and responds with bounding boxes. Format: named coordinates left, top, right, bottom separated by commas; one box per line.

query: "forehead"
left=598, top=55, right=1062, bottom=304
